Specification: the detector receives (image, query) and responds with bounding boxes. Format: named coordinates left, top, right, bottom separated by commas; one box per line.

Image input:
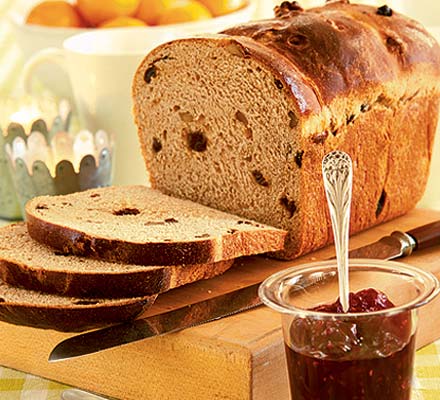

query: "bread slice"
left=132, top=2, right=440, bottom=259
left=0, top=280, right=156, bottom=332
left=0, top=223, right=233, bottom=298
left=25, top=185, right=287, bottom=265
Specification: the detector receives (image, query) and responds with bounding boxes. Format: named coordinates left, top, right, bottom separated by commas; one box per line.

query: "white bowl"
left=10, top=2, right=255, bottom=57
left=9, top=1, right=255, bottom=98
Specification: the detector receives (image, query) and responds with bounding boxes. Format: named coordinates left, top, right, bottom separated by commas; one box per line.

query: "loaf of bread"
left=0, top=280, right=156, bottom=332
left=0, top=223, right=233, bottom=299
left=26, top=185, right=287, bottom=265
left=132, top=1, right=440, bottom=259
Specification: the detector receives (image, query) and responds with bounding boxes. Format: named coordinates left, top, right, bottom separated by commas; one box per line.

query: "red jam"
left=285, top=289, right=414, bottom=400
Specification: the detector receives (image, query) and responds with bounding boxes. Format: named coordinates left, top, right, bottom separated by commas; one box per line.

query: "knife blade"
left=347, top=231, right=415, bottom=260
left=49, top=220, right=440, bottom=362
left=50, top=282, right=262, bottom=362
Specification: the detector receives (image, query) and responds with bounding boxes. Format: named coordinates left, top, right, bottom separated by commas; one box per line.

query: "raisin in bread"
left=25, top=186, right=287, bottom=265
left=0, top=223, right=234, bottom=298
left=0, top=280, right=156, bottom=332
left=132, top=1, right=440, bottom=259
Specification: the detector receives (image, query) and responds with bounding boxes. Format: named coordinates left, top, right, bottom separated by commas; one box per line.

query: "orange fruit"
left=99, top=16, right=147, bottom=28
left=157, top=1, right=212, bottom=25
left=198, top=0, right=248, bottom=16
left=26, top=1, right=86, bottom=28
left=136, top=0, right=182, bottom=26
left=76, top=0, right=141, bottom=26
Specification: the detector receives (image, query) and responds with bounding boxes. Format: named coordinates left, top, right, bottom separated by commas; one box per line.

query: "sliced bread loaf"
left=25, top=185, right=287, bottom=265
left=0, top=223, right=234, bottom=298
left=132, top=2, right=440, bottom=259
left=0, top=280, right=156, bottom=332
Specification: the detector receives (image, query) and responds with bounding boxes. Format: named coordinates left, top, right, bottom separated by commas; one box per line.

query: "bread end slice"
left=0, top=280, right=156, bottom=332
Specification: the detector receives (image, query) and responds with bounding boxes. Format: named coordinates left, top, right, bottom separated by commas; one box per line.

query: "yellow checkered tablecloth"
left=0, top=368, right=68, bottom=400
left=413, top=342, right=440, bottom=400
left=0, top=341, right=439, bottom=399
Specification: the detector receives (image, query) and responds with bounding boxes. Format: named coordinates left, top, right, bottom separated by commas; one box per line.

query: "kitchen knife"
left=49, top=220, right=440, bottom=362
left=50, top=282, right=262, bottom=362
left=348, top=220, right=440, bottom=259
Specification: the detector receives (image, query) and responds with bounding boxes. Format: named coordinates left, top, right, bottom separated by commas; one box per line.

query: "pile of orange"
left=26, top=0, right=249, bottom=29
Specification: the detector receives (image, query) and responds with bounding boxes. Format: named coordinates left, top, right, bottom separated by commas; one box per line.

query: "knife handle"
left=407, top=220, right=440, bottom=251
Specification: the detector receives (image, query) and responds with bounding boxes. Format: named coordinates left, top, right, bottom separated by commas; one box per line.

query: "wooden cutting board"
left=1, top=208, right=440, bottom=400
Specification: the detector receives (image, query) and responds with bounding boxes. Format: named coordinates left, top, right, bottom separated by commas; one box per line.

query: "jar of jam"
left=259, top=259, right=439, bottom=400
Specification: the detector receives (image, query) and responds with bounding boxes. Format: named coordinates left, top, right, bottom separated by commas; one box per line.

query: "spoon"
left=322, top=150, right=353, bottom=312
left=61, top=389, right=111, bottom=400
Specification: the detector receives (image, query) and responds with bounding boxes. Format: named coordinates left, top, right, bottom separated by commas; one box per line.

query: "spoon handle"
left=322, top=151, right=353, bottom=312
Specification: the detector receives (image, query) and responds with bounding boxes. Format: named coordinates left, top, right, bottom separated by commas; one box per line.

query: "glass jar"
left=259, top=259, right=440, bottom=400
